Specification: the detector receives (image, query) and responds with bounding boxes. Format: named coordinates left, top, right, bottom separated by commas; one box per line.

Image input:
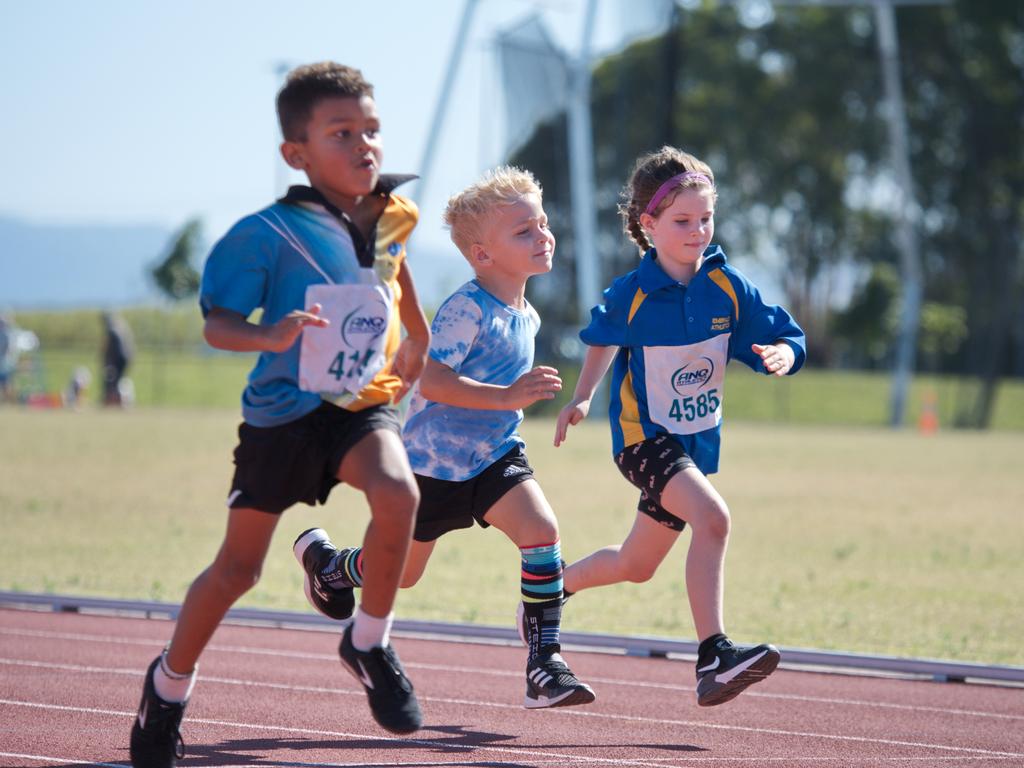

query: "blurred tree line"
left=511, top=1, right=1022, bottom=428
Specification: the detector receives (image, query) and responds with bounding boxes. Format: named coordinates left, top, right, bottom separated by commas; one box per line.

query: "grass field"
left=19, top=346, right=1024, bottom=431
left=1, top=406, right=1020, bottom=666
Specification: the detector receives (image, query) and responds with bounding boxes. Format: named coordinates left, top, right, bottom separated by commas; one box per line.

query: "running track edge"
left=1, top=590, right=1021, bottom=685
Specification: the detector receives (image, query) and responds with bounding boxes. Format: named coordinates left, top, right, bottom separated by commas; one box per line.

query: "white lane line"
left=1, top=752, right=1021, bottom=767
left=0, top=699, right=730, bottom=768
left=2, top=627, right=1021, bottom=722
left=2, top=662, right=1022, bottom=760
left=3, top=699, right=1023, bottom=768
left=0, top=755, right=126, bottom=768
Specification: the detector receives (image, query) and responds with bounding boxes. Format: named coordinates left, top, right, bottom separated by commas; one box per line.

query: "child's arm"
left=419, top=358, right=561, bottom=411
left=751, top=341, right=797, bottom=377
left=203, top=304, right=328, bottom=353
left=554, top=344, right=617, bottom=447
left=392, top=260, right=431, bottom=402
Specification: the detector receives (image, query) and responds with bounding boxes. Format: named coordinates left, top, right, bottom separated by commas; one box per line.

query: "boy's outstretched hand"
left=554, top=398, right=590, bottom=447
left=502, top=366, right=562, bottom=410
left=264, top=303, right=330, bottom=353
left=752, top=341, right=795, bottom=377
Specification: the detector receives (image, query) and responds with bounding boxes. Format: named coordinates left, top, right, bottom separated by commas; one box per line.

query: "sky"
left=0, top=0, right=674, bottom=307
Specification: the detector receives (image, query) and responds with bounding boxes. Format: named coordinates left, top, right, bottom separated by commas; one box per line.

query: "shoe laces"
left=534, top=653, right=580, bottom=687
left=371, top=645, right=413, bottom=694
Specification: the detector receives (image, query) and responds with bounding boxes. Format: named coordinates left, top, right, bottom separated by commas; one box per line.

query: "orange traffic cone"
left=918, top=390, right=939, bottom=435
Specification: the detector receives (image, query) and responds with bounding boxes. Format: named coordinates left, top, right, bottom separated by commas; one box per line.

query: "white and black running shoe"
left=338, top=624, right=423, bottom=734
left=695, top=637, right=780, bottom=706
left=129, top=656, right=186, bottom=768
left=524, top=647, right=596, bottom=709
left=293, top=527, right=355, bottom=621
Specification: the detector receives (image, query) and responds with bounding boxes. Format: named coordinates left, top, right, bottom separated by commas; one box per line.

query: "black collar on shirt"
left=278, top=174, right=417, bottom=267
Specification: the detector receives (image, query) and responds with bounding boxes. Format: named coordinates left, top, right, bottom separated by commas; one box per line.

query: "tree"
left=510, top=1, right=1022, bottom=428
left=894, top=2, right=1023, bottom=426
left=151, top=219, right=202, bottom=301
left=512, top=5, right=889, bottom=367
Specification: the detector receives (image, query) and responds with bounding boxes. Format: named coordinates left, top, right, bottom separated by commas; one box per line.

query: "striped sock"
left=323, top=546, right=364, bottom=589
left=520, top=540, right=563, bottom=661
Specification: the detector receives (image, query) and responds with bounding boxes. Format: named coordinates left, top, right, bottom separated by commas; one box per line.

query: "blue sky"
left=1, top=0, right=670, bottom=306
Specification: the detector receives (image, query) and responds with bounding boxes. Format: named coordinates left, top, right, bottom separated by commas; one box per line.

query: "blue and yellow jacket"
left=580, top=245, right=806, bottom=474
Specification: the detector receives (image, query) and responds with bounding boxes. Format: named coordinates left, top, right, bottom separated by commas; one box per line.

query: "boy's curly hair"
left=443, top=166, right=543, bottom=255
left=277, top=62, right=374, bottom=142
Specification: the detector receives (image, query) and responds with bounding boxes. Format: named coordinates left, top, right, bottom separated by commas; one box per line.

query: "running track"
left=2, top=607, right=1022, bottom=767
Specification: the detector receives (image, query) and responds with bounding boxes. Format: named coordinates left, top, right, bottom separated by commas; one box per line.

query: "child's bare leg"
left=487, top=481, right=561, bottom=656
left=484, top=479, right=558, bottom=545
left=562, top=513, right=679, bottom=594
left=165, top=507, right=279, bottom=673
left=488, top=479, right=595, bottom=708
left=659, top=467, right=730, bottom=641
left=337, top=429, right=418, bottom=619
left=399, top=539, right=436, bottom=588
left=486, top=481, right=561, bottom=649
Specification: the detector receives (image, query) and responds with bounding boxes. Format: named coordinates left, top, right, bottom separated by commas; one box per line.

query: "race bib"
left=644, top=333, right=729, bottom=435
left=299, top=283, right=392, bottom=397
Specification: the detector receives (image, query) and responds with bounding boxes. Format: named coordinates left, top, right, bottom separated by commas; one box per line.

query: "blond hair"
left=619, top=146, right=716, bottom=253
left=443, top=166, right=543, bottom=255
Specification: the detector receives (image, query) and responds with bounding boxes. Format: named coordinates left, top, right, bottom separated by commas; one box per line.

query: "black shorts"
left=412, top=445, right=535, bottom=543
left=228, top=402, right=402, bottom=515
left=615, top=434, right=695, bottom=532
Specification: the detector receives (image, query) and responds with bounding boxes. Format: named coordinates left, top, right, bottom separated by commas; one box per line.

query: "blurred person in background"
left=0, top=311, right=17, bottom=401
left=101, top=311, right=134, bottom=406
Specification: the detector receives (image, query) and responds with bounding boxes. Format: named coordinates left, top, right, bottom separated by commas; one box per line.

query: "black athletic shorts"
left=615, top=434, right=694, bottom=532
left=228, top=402, right=402, bottom=515
left=412, top=445, right=535, bottom=542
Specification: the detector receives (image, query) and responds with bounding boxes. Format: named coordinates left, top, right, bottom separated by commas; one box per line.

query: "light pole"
left=740, top=0, right=949, bottom=427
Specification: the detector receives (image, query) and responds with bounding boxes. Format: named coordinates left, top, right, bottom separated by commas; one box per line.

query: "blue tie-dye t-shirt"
left=403, top=280, right=540, bottom=481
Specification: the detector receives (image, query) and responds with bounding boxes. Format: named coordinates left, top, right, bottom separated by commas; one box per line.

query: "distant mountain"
left=0, top=214, right=474, bottom=312
left=0, top=215, right=172, bottom=309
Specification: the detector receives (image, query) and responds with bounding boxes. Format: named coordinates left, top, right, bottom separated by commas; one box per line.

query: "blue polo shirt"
left=199, top=181, right=417, bottom=427
left=581, top=245, right=806, bottom=474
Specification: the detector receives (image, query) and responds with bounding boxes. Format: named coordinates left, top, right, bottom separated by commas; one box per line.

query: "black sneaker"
left=129, top=656, right=187, bottom=768
left=695, top=637, right=780, bottom=706
left=338, top=624, right=422, bottom=734
left=524, top=647, right=596, bottom=709
left=293, top=527, right=355, bottom=621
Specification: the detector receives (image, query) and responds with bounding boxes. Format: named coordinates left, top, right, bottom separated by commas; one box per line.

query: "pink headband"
left=644, top=172, right=714, bottom=215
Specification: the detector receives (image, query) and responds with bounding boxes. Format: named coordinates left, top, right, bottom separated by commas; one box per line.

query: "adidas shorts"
left=412, top=445, right=535, bottom=542
left=615, top=434, right=694, bottom=532
left=228, top=402, right=402, bottom=515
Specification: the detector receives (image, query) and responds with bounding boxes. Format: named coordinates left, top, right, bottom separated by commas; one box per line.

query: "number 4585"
left=668, top=388, right=720, bottom=422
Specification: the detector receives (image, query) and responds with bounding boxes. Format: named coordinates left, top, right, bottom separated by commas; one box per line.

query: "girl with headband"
left=550, top=146, right=805, bottom=706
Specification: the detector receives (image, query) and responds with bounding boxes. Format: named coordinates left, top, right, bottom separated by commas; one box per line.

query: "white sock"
left=153, top=651, right=197, bottom=703
left=351, top=608, right=393, bottom=651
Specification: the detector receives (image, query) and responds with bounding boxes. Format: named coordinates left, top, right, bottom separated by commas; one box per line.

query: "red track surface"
left=1, top=607, right=1022, bottom=767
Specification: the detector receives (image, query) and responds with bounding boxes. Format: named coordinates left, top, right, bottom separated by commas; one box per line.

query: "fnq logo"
left=670, top=357, right=714, bottom=395
left=341, top=305, right=387, bottom=347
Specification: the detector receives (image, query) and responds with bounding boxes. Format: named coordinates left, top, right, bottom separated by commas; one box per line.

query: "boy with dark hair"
left=129, top=62, right=429, bottom=767
left=295, top=165, right=595, bottom=710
